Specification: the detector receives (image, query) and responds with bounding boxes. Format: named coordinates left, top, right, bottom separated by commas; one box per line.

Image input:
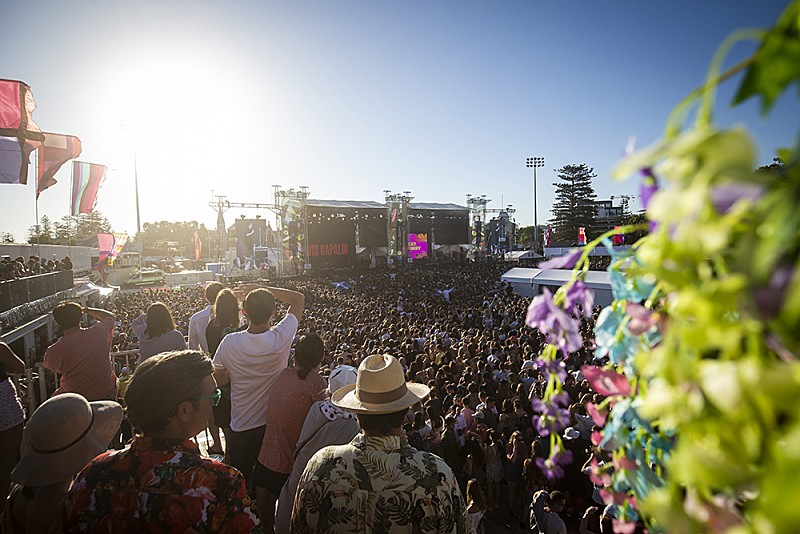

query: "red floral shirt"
left=63, top=436, right=260, bottom=533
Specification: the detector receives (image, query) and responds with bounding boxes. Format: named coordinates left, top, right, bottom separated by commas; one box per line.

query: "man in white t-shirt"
left=188, top=282, right=224, bottom=353
left=213, top=286, right=304, bottom=486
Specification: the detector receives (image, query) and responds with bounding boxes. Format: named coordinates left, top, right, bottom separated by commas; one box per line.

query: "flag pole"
left=134, top=143, right=142, bottom=269
left=34, top=150, right=40, bottom=257
left=68, top=162, right=73, bottom=258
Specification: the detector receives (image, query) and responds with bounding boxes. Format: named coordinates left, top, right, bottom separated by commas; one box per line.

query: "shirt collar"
left=354, top=433, right=407, bottom=451
left=132, top=436, right=200, bottom=454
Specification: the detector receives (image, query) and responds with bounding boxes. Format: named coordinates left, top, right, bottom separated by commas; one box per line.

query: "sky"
left=1, top=0, right=796, bottom=243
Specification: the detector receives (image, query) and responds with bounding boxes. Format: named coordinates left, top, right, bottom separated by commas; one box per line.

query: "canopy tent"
left=501, top=267, right=614, bottom=307
left=505, top=250, right=543, bottom=261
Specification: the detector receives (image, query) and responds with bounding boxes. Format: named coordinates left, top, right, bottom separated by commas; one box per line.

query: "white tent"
left=505, top=250, right=543, bottom=261
left=501, top=268, right=614, bottom=307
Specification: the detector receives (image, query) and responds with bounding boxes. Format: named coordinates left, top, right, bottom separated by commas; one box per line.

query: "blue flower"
left=594, top=306, right=639, bottom=365
left=609, top=268, right=655, bottom=304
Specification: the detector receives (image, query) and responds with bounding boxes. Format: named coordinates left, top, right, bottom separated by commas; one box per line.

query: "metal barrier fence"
left=0, top=270, right=74, bottom=313
left=14, top=350, right=140, bottom=417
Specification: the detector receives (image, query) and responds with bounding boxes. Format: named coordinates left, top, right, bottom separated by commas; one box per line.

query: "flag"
left=194, top=230, right=202, bottom=261
left=37, top=132, right=82, bottom=198
left=71, top=161, right=107, bottom=215
left=613, top=226, right=625, bottom=246
left=0, top=79, right=44, bottom=184
left=544, top=227, right=551, bottom=247
left=97, top=233, right=114, bottom=262
left=108, top=232, right=128, bottom=266
left=578, top=227, right=586, bottom=246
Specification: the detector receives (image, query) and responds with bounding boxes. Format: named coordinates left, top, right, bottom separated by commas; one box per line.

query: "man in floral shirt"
left=63, top=350, right=260, bottom=533
left=292, top=354, right=473, bottom=534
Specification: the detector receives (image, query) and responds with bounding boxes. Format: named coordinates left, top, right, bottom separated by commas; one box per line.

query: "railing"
left=0, top=270, right=74, bottom=313
left=111, top=350, right=140, bottom=374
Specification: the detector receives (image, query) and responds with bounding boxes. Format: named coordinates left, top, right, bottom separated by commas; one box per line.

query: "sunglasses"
left=197, top=388, right=222, bottom=407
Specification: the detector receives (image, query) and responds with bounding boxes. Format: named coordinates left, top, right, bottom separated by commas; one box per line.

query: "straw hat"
left=331, top=354, right=430, bottom=414
left=11, top=393, right=123, bottom=487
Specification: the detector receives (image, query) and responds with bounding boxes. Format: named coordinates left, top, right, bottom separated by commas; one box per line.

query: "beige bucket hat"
left=331, top=354, right=430, bottom=414
left=11, top=393, right=123, bottom=487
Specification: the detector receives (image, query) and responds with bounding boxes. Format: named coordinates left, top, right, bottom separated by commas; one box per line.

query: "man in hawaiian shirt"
left=292, top=354, right=474, bottom=534
left=63, top=350, right=260, bottom=533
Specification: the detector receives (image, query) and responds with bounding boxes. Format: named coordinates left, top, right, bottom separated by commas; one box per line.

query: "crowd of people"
left=0, top=256, right=73, bottom=281
left=0, top=262, right=621, bottom=533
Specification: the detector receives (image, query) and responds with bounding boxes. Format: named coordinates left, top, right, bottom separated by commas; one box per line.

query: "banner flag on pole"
left=108, top=232, right=128, bottom=266
left=578, top=227, right=586, bottom=246
left=0, top=79, right=44, bottom=184
left=613, top=226, right=625, bottom=246
left=96, top=233, right=114, bottom=263
left=194, top=230, right=202, bottom=261
left=544, top=227, right=551, bottom=247
left=71, top=161, right=107, bottom=215
left=37, top=132, right=82, bottom=198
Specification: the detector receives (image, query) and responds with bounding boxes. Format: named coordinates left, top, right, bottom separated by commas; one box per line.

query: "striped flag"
left=71, top=161, right=107, bottom=215
left=37, top=132, right=82, bottom=198
left=0, top=79, right=44, bottom=184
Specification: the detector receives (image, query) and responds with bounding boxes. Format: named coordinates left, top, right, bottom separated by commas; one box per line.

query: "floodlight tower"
left=526, top=157, right=545, bottom=253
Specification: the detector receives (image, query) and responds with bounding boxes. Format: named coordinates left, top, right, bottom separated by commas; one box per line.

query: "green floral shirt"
left=292, top=433, right=474, bottom=534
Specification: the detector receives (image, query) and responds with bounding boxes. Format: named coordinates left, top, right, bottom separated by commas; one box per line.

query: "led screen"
left=408, top=233, right=429, bottom=259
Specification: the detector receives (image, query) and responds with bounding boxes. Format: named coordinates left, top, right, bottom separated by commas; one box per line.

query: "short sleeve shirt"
left=63, top=436, right=260, bottom=533
left=292, top=434, right=474, bottom=534
left=43, top=317, right=116, bottom=401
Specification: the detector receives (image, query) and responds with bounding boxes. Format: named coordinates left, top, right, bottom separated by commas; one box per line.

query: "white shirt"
left=188, top=305, right=213, bottom=353
left=212, top=313, right=298, bottom=432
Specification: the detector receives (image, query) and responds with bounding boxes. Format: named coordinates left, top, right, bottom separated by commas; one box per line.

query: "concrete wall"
left=0, top=244, right=96, bottom=273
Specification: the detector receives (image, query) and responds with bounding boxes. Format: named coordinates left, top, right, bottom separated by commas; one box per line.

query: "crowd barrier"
left=0, top=271, right=74, bottom=313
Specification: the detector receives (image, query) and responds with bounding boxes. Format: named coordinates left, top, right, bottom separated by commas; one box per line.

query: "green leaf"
left=733, top=1, right=800, bottom=113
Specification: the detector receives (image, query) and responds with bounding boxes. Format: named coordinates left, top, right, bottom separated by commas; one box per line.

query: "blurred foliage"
left=530, top=2, right=800, bottom=532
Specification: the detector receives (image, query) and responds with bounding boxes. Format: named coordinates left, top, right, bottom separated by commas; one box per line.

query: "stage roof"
left=306, top=199, right=467, bottom=211
left=410, top=202, right=467, bottom=211
left=307, top=199, right=385, bottom=209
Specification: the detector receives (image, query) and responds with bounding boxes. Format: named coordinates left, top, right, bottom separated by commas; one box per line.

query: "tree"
left=1, top=231, right=15, bottom=243
left=549, top=163, right=598, bottom=243
left=53, top=219, right=74, bottom=245
left=26, top=215, right=57, bottom=244
left=755, top=157, right=785, bottom=182
left=620, top=212, right=648, bottom=243
left=516, top=225, right=535, bottom=249
left=74, top=211, right=113, bottom=243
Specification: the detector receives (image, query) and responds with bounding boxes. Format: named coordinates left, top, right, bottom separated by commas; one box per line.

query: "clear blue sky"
left=1, top=0, right=796, bottom=242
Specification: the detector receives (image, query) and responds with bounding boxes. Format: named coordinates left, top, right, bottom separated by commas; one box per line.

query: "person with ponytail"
left=254, top=332, right=326, bottom=533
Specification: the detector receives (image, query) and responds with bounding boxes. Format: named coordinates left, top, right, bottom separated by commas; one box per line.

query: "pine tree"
left=549, top=164, right=598, bottom=244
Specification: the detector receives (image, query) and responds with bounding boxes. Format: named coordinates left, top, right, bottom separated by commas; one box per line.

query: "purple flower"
left=538, top=249, right=582, bottom=269
left=534, top=357, right=567, bottom=382
left=536, top=457, right=565, bottom=480
left=564, top=280, right=595, bottom=319
left=526, top=289, right=583, bottom=357
left=639, top=168, right=658, bottom=210
left=710, top=183, right=764, bottom=214
left=753, top=265, right=795, bottom=320
left=531, top=392, right=571, bottom=436
left=625, top=302, right=659, bottom=335
left=535, top=443, right=574, bottom=480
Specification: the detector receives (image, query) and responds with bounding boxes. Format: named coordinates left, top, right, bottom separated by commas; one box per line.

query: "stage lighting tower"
left=526, top=157, right=545, bottom=254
